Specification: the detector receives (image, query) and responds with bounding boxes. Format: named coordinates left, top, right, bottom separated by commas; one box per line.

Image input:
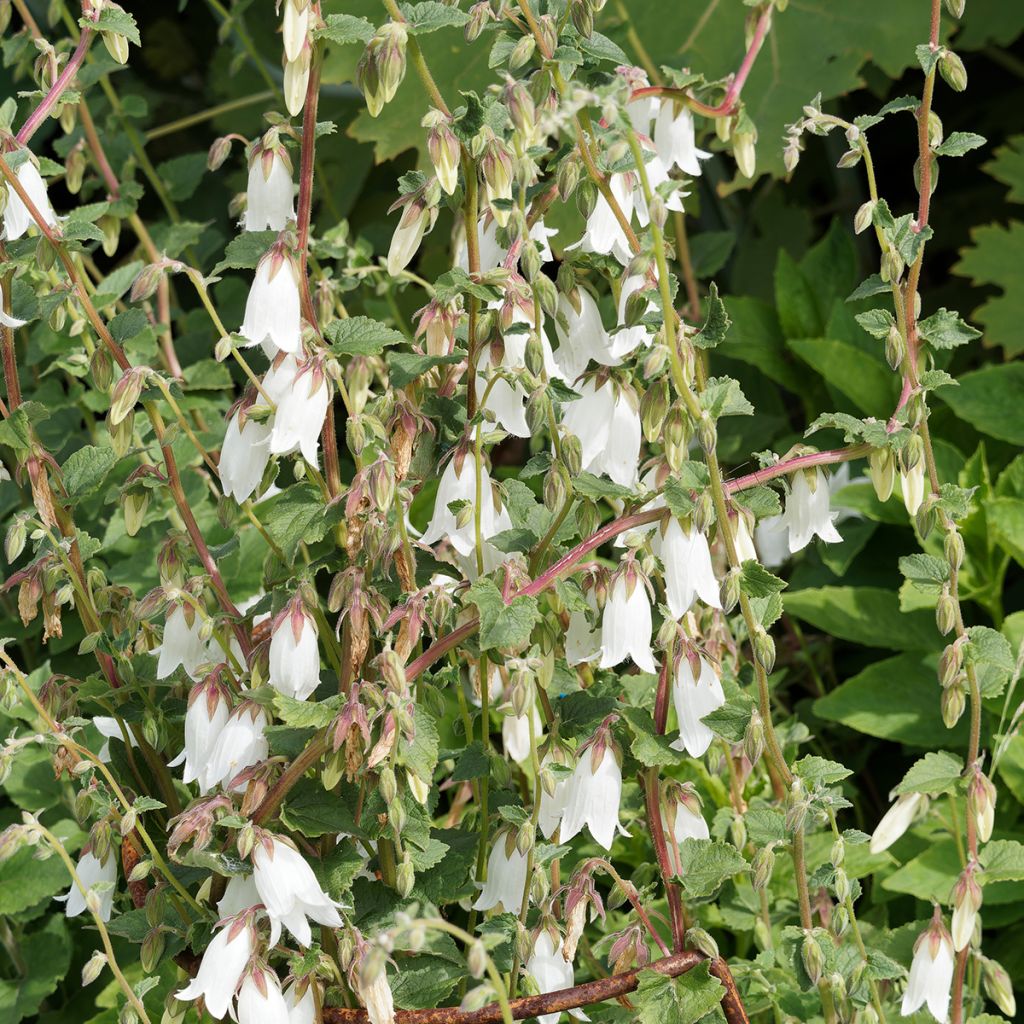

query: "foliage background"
left=1, top=1, right=1023, bottom=1022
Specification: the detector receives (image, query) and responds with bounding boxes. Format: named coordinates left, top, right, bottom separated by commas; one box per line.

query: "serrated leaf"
left=892, top=751, right=964, bottom=796
left=61, top=444, right=118, bottom=500
left=674, top=838, right=749, bottom=898
left=261, top=485, right=331, bottom=564
left=634, top=961, right=723, bottom=1024
left=700, top=375, right=753, bottom=419
left=387, top=351, right=461, bottom=388
left=324, top=316, right=406, bottom=356
left=212, top=230, right=277, bottom=274
left=693, top=282, right=730, bottom=349
left=740, top=561, right=787, bottom=598
left=979, top=839, right=1024, bottom=883
left=465, top=578, right=540, bottom=652
left=793, top=754, right=852, bottom=786
left=572, top=472, right=635, bottom=501
left=917, top=307, right=981, bottom=350
left=400, top=1, right=469, bottom=34
left=315, top=13, right=375, bottom=44
left=934, top=132, right=986, bottom=158
left=854, top=308, right=895, bottom=339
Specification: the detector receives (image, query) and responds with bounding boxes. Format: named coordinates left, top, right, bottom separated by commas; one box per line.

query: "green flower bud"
left=939, top=50, right=968, bottom=92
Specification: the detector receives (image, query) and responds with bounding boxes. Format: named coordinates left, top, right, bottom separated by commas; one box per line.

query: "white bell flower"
left=236, top=967, right=290, bottom=1024
left=599, top=570, right=656, bottom=674
left=283, top=981, right=316, bottom=1024
left=200, top=701, right=269, bottom=793
left=473, top=833, right=529, bottom=912
left=671, top=652, right=726, bottom=758
left=553, top=289, right=617, bottom=385
left=565, top=592, right=601, bottom=667
left=282, top=0, right=309, bottom=62
left=269, top=598, right=321, bottom=701
left=2, top=159, right=58, bottom=240
left=526, top=931, right=590, bottom=1024
left=216, top=873, right=261, bottom=919
left=902, top=458, right=926, bottom=517
left=0, top=281, right=26, bottom=329
left=733, top=513, right=758, bottom=564
left=220, top=408, right=273, bottom=504
left=56, top=848, right=116, bottom=921
left=474, top=344, right=531, bottom=438
left=169, top=676, right=231, bottom=786
left=560, top=742, right=627, bottom=851
left=267, top=358, right=331, bottom=466
left=562, top=379, right=641, bottom=488
left=420, top=455, right=511, bottom=558
left=93, top=715, right=136, bottom=763
left=176, top=916, right=254, bottom=1020
left=655, top=518, right=721, bottom=618
left=244, top=147, right=294, bottom=232
left=869, top=791, right=925, bottom=854
left=654, top=102, right=711, bottom=177
left=784, top=468, right=843, bottom=552
left=458, top=216, right=558, bottom=272
left=252, top=832, right=344, bottom=948
left=156, top=603, right=209, bottom=680
left=672, top=786, right=710, bottom=843
left=565, top=172, right=635, bottom=265
left=240, top=251, right=302, bottom=356
left=356, top=950, right=395, bottom=1024
left=538, top=752, right=571, bottom=840
left=754, top=513, right=790, bottom=569
left=502, top=707, right=543, bottom=765
left=902, top=916, right=955, bottom=1023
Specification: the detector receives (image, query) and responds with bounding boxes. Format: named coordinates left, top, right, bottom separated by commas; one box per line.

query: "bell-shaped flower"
left=236, top=966, right=290, bottom=1024
left=538, top=750, right=572, bottom=840
left=655, top=518, right=721, bottom=618
left=220, top=405, right=273, bottom=504
left=267, top=357, right=331, bottom=466
left=502, top=707, right=542, bottom=765
left=419, top=453, right=511, bottom=559
left=527, top=931, right=590, bottom=1024
left=560, top=728, right=627, bottom=850
left=671, top=784, right=710, bottom=843
left=870, top=791, right=925, bottom=854
left=387, top=188, right=437, bottom=276
left=902, top=914, right=955, bottom=1023
left=654, top=102, right=711, bottom=177
left=354, top=942, right=395, bottom=1024
left=732, top=512, right=758, bottom=563
left=901, top=458, right=926, bottom=517
left=950, top=865, right=982, bottom=953
left=200, top=701, right=269, bottom=793
left=2, top=158, right=58, bottom=240
left=169, top=674, right=232, bottom=786
left=459, top=215, right=558, bottom=272
left=670, top=650, right=726, bottom=758
left=269, top=596, right=320, bottom=701
left=252, top=831, right=343, bottom=948
left=176, top=914, right=255, bottom=1020
left=554, top=289, right=616, bottom=384
left=56, top=847, right=116, bottom=921
left=283, top=981, right=316, bottom=1024
left=244, top=143, right=294, bottom=232
left=566, top=172, right=635, bottom=265
left=607, top=275, right=657, bottom=361
left=282, top=0, right=309, bottom=62
left=473, top=831, right=528, bottom=912
left=217, top=873, right=261, bottom=919
left=565, top=591, right=601, bottom=667
left=0, top=281, right=25, bottom=330
left=240, top=249, right=302, bottom=356
left=474, top=343, right=531, bottom=438
left=599, top=565, right=656, bottom=674
left=784, top=467, right=843, bottom=553
left=754, top=514, right=789, bottom=569
left=562, top=379, right=641, bottom=488
left=93, top=715, right=136, bottom=763
left=157, top=602, right=209, bottom=680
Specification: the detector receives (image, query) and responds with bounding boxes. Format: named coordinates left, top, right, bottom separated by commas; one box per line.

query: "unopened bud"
left=468, top=939, right=488, bottom=979
left=722, top=568, right=741, bottom=613
left=734, top=132, right=756, bottom=179
left=744, top=708, right=765, bottom=765
left=854, top=200, right=875, bottom=235
left=938, top=642, right=962, bottom=687
left=885, top=323, right=905, bottom=371
left=396, top=853, right=415, bottom=896
left=685, top=927, right=718, bottom=960
left=751, top=844, right=775, bottom=891
left=801, top=931, right=824, bottom=985
left=981, top=957, right=1016, bottom=1018
left=939, top=50, right=968, bottom=92
left=941, top=683, right=966, bottom=728
left=82, top=950, right=108, bottom=986
left=944, top=529, right=964, bottom=572
left=752, top=628, right=775, bottom=673
left=868, top=447, right=894, bottom=503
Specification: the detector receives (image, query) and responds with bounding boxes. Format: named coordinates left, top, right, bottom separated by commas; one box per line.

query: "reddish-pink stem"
left=16, top=28, right=94, bottom=144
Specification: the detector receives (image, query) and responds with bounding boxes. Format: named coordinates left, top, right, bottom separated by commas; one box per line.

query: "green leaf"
left=621, top=707, right=679, bottom=768
left=689, top=232, right=735, bottom=277
left=573, top=472, right=635, bottom=501
left=281, top=780, right=364, bottom=839
left=634, top=961, right=724, bottom=1024
left=272, top=693, right=341, bottom=729
left=774, top=250, right=821, bottom=337
left=61, top=444, right=118, bottom=500
left=793, top=755, right=852, bottom=787
left=400, top=1, right=469, bottom=33
left=917, top=308, right=981, bottom=350
left=915, top=43, right=942, bottom=75
left=156, top=152, right=208, bottom=201
left=324, top=316, right=406, bottom=356
left=892, top=751, right=964, bottom=796
left=899, top=553, right=949, bottom=591
left=674, top=838, right=749, bottom=898
left=92, top=260, right=144, bottom=307
left=399, top=705, right=440, bottom=781
left=451, top=741, right=488, bottom=782
left=465, top=578, right=540, bottom=651
left=89, top=6, right=141, bottom=44
left=953, top=221, right=1024, bottom=356
left=387, top=351, right=461, bottom=388
left=979, top=840, right=1024, bottom=883
left=315, top=13, right=375, bottom=44
left=261, top=485, right=331, bottom=564
left=784, top=586, right=941, bottom=651
left=986, top=496, right=1024, bottom=566
left=939, top=363, right=1024, bottom=444
left=787, top=337, right=895, bottom=418
left=934, top=132, right=986, bottom=158
left=700, top=376, right=753, bottom=419
left=212, top=230, right=277, bottom=274
left=740, top=561, right=787, bottom=599
left=693, top=282, right=730, bottom=349
left=109, top=307, right=150, bottom=344
left=0, top=820, right=83, bottom=915
left=0, top=916, right=71, bottom=1023
left=854, top=308, right=895, bottom=339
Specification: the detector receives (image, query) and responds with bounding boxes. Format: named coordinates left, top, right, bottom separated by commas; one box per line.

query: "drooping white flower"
left=553, top=288, right=614, bottom=385
left=473, top=832, right=529, bottom=912
left=241, top=250, right=302, bottom=356
left=502, top=707, right=543, bottom=765
left=281, top=0, right=309, bottom=62
left=267, top=357, right=331, bottom=466
left=634, top=151, right=688, bottom=228
left=355, top=951, right=395, bottom=1024
left=0, top=281, right=26, bottom=330
left=950, top=866, right=982, bottom=953
left=733, top=513, right=758, bottom=564
left=670, top=651, right=726, bottom=758
left=527, top=931, right=590, bottom=1024
left=220, top=407, right=273, bottom=504
left=419, top=454, right=511, bottom=558
left=283, top=981, right=316, bottom=1024
left=655, top=518, right=721, bottom=618
left=869, top=791, right=925, bottom=854
left=474, top=344, right=531, bottom=439
left=236, top=967, right=291, bottom=1024
left=599, top=569, right=656, bottom=674
left=560, top=739, right=627, bottom=851
left=156, top=602, right=209, bottom=680
left=244, top=144, right=294, bottom=232
left=902, top=458, right=926, bottom=517
left=538, top=751, right=571, bottom=840
left=200, top=701, right=269, bottom=793
left=566, top=172, right=635, bottom=265
left=902, top=916, right=955, bottom=1023
left=169, top=675, right=231, bottom=786
left=654, top=102, right=711, bottom=177
left=562, top=379, right=641, bottom=488
left=458, top=216, right=558, bottom=272
left=252, top=832, right=343, bottom=948
left=565, top=592, right=601, bottom=667
left=269, top=597, right=321, bottom=701
left=754, top=514, right=790, bottom=569
left=672, top=785, right=710, bottom=843
left=607, top=274, right=657, bottom=361
left=2, top=159, right=58, bottom=240
left=93, top=716, right=136, bottom=763
left=216, top=873, right=261, bottom=919
left=784, top=468, right=843, bottom=552
left=176, top=915, right=254, bottom=1020
left=387, top=191, right=436, bottom=277
left=56, top=848, right=116, bottom=921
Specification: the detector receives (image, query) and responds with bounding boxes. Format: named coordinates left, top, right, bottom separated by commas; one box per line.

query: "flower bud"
left=388, top=797, right=407, bottom=835
left=685, top=927, right=718, bottom=960
left=734, top=132, right=756, bottom=179
left=884, top=322, right=905, bottom=371
left=939, top=50, right=968, bottom=92
left=867, top=447, right=894, bottom=502
left=722, top=567, right=741, bottom=613
left=941, top=682, right=966, bottom=728
left=944, top=0, right=965, bottom=16
left=103, top=31, right=130, bottom=65
left=509, top=34, right=536, bottom=70
left=938, top=642, right=962, bottom=687
left=981, top=957, right=1016, bottom=1018
left=396, top=853, right=415, bottom=896
left=379, top=766, right=398, bottom=804
left=854, top=200, right=875, bottom=235
left=950, top=864, right=982, bottom=951
left=944, top=528, right=964, bottom=573
left=880, top=248, right=904, bottom=283
left=935, top=586, right=956, bottom=636
left=468, top=940, right=488, bottom=979
left=465, top=2, right=490, bottom=41
left=110, top=367, right=149, bottom=426
left=752, top=627, right=776, bottom=673
left=82, top=950, right=108, bottom=986
left=967, top=769, right=996, bottom=843
left=801, top=931, right=824, bottom=985
left=697, top=414, right=716, bottom=455
left=744, top=708, right=765, bottom=765
left=751, top=843, right=775, bottom=891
